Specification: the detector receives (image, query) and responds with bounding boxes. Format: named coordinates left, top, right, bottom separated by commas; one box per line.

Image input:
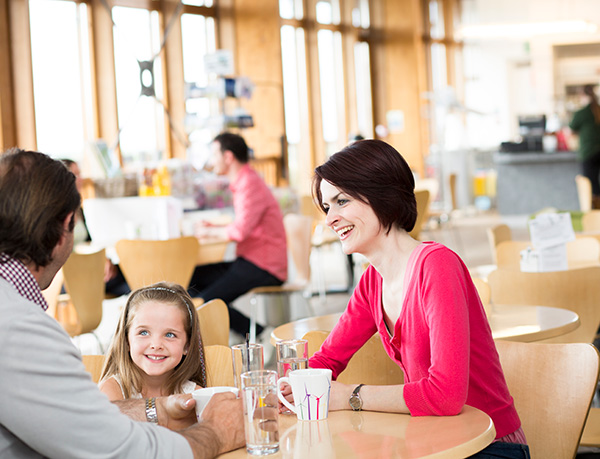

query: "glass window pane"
left=280, top=0, right=303, bottom=20
left=351, top=0, right=370, bottom=28
left=182, top=0, right=213, bottom=7
left=318, top=29, right=337, bottom=143
left=281, top=26, right=301, bottom=144
left=316, top=0, right=340, bottom=25
left=429, top=0, right=445, bottom=39
left=354, top=42, right=373, bottom=138
left=113, top=7, right=165, bottom=164
left=29, top=0, right=93, bottom=160
left=181, top=13, right=218, bottom=169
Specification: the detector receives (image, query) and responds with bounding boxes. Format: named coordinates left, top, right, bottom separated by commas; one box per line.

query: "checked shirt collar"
left=0, top=253, right=48, bottom=311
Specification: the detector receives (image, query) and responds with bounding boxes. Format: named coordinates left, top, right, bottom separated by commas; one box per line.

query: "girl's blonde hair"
left=100, top=282, right=207, bottom=398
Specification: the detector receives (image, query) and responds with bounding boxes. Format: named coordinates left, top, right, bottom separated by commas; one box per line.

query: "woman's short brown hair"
left=312, top=139, right=417, bottom=234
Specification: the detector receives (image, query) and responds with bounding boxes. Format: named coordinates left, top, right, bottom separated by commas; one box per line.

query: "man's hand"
left=156, top=394, right=197, bottom=430
left=179, top=392, right=245, bottom=459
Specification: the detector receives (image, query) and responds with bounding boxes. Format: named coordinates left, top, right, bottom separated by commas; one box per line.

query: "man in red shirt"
left=189, top=133, right=288, bottom=338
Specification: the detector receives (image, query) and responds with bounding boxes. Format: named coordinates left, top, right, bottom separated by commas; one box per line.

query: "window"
left=29, top=0, right=93, bottom=161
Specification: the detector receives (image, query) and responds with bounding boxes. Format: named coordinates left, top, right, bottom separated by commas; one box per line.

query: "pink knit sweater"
left=309, top=242, right=521, bottom=439
left=226, top=164, right=287, bottom=281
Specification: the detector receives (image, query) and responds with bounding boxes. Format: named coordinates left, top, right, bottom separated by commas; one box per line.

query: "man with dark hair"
left=189, top=132, right=287, bottom=338
left=0, top=149, right=244, bottom=458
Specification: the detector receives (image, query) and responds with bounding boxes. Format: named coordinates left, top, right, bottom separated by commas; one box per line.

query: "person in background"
left=100, top=282, right=206, bottom=400
left=188, top=132, right=287, bottom=339
left=0, top=148, right=244, bottom=458
left=570, top=84, right=600, bottom=209
left=61, top=158, right=130, bottom=297
left=306, top=140, right=529, bottom=458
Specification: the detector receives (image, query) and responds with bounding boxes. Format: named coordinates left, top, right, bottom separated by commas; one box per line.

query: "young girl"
left=99, top=282, right=207, bottom=400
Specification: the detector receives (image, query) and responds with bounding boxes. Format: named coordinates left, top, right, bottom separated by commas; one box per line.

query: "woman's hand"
left=278, top=382, right=294, bottom=413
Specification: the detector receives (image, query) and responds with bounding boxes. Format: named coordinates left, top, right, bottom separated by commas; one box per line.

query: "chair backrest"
left=582, top=210, right=600, bottom=232
left=196, top=299, right=230, bottom=347
left=496, top=340, right=599, bottom=459
left=576, top=174, right=593, bottom=212
left=42, top=267, right=64, bottom=319
left=495, top=238, right=600, bottom=270
left=448, top=172, right=458, bottom=211
left=204, top=345, right=235, bottom=387
left=82, top=354, right=106, bottom=383
left=471, top=277, right=491, bottom=316
left=283, top=213, right=313, bottom=284
left=488, top=266, right=600, bottom=344
left=62, top=248, right=106, bottom=335
left=409, top=189, right=430, bottom=240
left=486, top=224, right=512, bottom=265
left=115, top=236, right=200, bottom=290
left=303, top=330, right=404, bottom=385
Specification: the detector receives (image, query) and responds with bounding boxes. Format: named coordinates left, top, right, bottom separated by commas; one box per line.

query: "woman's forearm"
left=330, top=381, right=409, bottom=414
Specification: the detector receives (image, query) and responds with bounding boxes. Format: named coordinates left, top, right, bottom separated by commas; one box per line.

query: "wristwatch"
left=349, top=384, right=365, bottom=411
left=146, top=397, right=159, bottom=424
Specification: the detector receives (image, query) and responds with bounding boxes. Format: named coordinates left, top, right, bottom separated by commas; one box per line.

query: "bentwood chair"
left=115, top=236, right=200, bottom=290
left=488, top=266, right=600, bottom=344
left=581, top=210, right=600, bottom=232
left=496, top=340, right=599, bottom=459
left=247, top=213, right=314, bottom=342
left=495, top=237, right=600, bottom=270
left=196, top=298, right=230, bottom=346
left=82, top=354, right=106, bottom=384
left=303, top=330, right=404, bottom=386
left=576, top=174, right=593, bottom=212
left=471, top=277, right=491, bottom=316
left=55, top=248, right=106, bottom=352
left=204, top=345, right=235, bottom=387
left=409, top=189, right=430, bottom=240
left=486, top=224, right=512, bottom=265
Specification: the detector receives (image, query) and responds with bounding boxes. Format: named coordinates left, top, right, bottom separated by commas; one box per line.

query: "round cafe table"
left=219, top=405, right=495, bottom=458
left=270, top=304, right=580, bottom=345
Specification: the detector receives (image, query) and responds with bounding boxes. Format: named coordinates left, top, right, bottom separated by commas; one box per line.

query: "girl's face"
left=127, top=301, right=189, bottom=379
left=320, top=179, right=382, bottom=255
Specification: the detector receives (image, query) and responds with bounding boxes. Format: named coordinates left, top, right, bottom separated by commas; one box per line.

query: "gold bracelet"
left=145, top=397, right=158, bottom=424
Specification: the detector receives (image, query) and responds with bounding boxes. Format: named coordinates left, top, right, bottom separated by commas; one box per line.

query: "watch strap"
left=145, top=397, right=159, bottom=424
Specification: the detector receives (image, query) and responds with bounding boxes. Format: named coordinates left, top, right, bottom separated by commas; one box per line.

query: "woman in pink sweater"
left=308, top=139, right=529, bottom=458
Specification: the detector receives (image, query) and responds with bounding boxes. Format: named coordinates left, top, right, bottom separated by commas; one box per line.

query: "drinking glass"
left=275, top=339, right=308, bottom=378
left=232, top=343, right=264, bottom=389
left=241, top=370, right=280, bottom=455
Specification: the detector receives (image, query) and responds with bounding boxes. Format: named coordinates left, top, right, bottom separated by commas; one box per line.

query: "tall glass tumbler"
left=241, top=370, right=279, bottom=455
left=276, top=339, right=308, bottom=378
left=232, top=343, right=264, bottom=389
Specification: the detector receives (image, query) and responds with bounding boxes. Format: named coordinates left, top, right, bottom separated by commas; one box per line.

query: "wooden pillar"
left=219, top=0, right=285, bottom=162
left=0, top=0, right=16, bottom=150
left=371, top=0, right=428, bottom=177
left=8, top=0, right=36, bottom=150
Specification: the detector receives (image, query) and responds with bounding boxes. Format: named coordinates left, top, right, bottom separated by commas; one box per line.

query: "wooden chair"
left=496, top=340, right=599, bottom=459
left=576, top=174, right=593, bottom=212
left=488, top=266, right=600, bottom=344
left=409, top=189, right=430, bottom=240
left=115, top=236, right=200, bottom=290
left=248, top=214, right=314, bottom=342
left=495, top=237, right=600, bottom=270
left=581, top=210, right=600, bottom=232
left=471, top=277, right=491, bottom=317
left=486, top=224, right=512, bottom=265
left=303, top=330, right=404, bottom=385
left=55, top=249, right=106, bottom=352
left=82, top=354, right=106, bottom=384
left=204, top=345, right=235, bottom=387
left=42, top=267, right=64, bottom=319
left=196, top=298, right=230, bottom=347
left=580, top=407, right=600, bottom=448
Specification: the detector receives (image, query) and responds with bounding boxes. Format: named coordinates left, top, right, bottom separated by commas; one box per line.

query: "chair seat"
left=580, top=406, right=600, bottom=447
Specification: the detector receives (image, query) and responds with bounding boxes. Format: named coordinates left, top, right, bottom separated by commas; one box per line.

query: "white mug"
left=277, top=368, right=332, bottom=421
left=192, top=386, right=239, bottom=421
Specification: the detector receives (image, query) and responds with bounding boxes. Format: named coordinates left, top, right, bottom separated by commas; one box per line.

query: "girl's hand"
left=278, top=382, right=294, bottom=413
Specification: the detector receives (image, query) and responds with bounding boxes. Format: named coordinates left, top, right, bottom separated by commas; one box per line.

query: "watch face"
left=349, top=395, right=362, bottom=411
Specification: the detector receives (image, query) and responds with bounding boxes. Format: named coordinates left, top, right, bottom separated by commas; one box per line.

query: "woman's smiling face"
left=320, top=179, right=382, bottom=255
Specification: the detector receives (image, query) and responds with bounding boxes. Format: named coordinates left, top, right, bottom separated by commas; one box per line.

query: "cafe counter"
left=494, top=151, right=580, bottom=215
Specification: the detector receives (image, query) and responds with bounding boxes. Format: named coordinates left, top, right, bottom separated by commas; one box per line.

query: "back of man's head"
left=213, top=132, right=249, bottom=164
left=0, top=149, right=80, bottom=268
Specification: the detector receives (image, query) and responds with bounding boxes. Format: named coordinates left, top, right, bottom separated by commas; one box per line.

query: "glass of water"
left=240, top=370, right=279, bottom=455
left=276, top=339, right=309, bottom=377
